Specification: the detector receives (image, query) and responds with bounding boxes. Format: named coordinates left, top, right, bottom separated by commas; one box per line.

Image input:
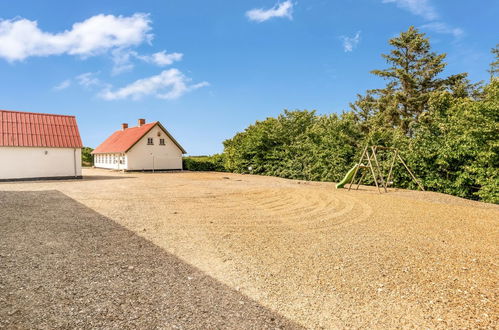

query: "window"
left=147, top=137, right=154, bottom=145
left=159, top=138, right=165, bottom=145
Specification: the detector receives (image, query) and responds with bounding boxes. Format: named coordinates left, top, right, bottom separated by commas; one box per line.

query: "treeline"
left=185, top=27, right=499, bottom=204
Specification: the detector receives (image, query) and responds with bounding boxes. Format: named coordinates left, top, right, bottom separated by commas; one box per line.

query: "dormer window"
left=147, top=138, right=154, bottom=145
left=159, top=138, right=165, bottom=145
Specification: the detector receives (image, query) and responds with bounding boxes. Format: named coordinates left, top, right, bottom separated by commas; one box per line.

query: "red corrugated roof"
left=92, top=121, right=186, bottom=154
left=0, top=110, right=83, bottom=148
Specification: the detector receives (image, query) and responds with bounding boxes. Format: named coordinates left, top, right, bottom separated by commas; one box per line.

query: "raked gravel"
left=1, top=168, right=498, bottom=329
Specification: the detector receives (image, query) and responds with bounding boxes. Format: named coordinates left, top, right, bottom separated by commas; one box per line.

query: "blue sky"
left=0, top=0, right=497, bottom=155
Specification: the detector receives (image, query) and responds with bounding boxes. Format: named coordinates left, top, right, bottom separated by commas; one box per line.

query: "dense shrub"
left=183, top=154, right=226, bottom=172
left=82, top=147, right=94, bottom=166
left=221, top=101, right=498, bottom=203
left=223, top=110, right=363, bottom=182
left=405, top=82, right=499, bottom=203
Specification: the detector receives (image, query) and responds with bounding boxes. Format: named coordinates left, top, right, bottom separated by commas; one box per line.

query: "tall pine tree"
left=352, top=26, right=469, bottom=135
left=489, top=44, right=499, bottom=80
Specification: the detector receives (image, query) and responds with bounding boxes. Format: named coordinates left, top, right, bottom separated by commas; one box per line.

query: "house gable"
left=126, top=122, right=186, bottom=154
left=92, top=121, right=186, bottom=155
left=125, top=124, right=183, bottom=170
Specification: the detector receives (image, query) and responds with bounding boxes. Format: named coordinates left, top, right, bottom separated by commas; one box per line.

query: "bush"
left=220, top=103, right=498, bottom=203
left=222, top=110, right=363, bottom=181
left=183, top=154, right=226, bottom=172
left=82, top=147, right=94, bottom=167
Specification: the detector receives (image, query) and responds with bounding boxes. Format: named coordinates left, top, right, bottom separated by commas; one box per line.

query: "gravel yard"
left=1, top=168, right=498, bottom=328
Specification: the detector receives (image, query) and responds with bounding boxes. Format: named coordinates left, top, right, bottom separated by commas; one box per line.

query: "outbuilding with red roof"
left=92, top=119, right=185, bottom=171
left=0, top=109, right=83, bottom=181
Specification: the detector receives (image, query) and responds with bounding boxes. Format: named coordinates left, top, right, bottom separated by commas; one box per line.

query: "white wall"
left=126, top=125, right=183, bottom=170
left=94, top=153, right=127, bottom=170
left=0, top=147, right=82, bottom=180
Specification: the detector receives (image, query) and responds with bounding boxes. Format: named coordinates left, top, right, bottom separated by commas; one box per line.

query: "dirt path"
left=1, top=168, right=498, bottom=328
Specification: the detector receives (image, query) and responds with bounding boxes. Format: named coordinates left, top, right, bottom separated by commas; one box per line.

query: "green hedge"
left=82, top=146, right=94, bottom=166
left=183, top=154, right=226, bottom=172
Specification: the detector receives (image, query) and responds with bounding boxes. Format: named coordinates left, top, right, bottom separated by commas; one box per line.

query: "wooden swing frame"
left=347, top=145, right=424, bottom=194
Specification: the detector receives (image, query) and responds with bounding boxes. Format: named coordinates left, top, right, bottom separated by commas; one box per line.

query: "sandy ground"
left=1, top=168, right=498, bottom=329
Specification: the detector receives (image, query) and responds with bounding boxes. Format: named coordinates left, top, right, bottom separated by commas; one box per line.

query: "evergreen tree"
left=489, top=44, right=499, bottom=80
left=352, top=26, right=469, bottom=135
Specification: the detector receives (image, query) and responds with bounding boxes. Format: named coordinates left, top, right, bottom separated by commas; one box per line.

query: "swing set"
left=346, top=145, right=424, bottom=194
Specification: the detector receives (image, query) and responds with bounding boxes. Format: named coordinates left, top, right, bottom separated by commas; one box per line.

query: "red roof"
left=92, top=121, right=186, bottom=154
left=0, top=109, right=83, bottom=148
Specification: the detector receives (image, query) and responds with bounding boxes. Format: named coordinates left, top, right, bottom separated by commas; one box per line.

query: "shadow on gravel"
left=0, top=190, right=302, bottom=329
left=81, top=175, right=136, bottom=181
left=0, top=175, right=134, bottom=185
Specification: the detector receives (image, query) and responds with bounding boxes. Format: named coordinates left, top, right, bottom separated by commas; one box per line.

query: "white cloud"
left=420, top=22, right=464, bottom=38
left=111, top=48, right=136, bottom=75
left=382, top=0, right=438, bottom=20
left=382, top=0, right=463, bottom=38
left=76, top=72, right=102, bottom=88
left=53, top=79, right=71, bottom=91
left=149, top=51, right=183, bottom=66
left=246, top=1, right=293, bottom=22
left=110, top=49, right=184, bottom=75
left=341, top=31, right=361, bottom=52
left=137, top=50, right=183, bottom=66
left=0, top=13, right=152, bottom=62
left=100, top=69, right=208, bottom=101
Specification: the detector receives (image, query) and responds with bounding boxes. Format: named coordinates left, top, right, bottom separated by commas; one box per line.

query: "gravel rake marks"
left=187, top=187, right=372, bottom=233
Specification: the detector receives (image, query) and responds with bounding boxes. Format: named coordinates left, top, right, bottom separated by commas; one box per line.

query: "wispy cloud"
left=382, top=0, right=438, bottom=20
left=53, top=79, right=71, bottom=91
left=420, top=22, right=464, bottom=38
left=0, top=13, right=152, bottom=62
left=137, top=50, right=183, bottom=67
left=76, top=72, right=103, bottom=88
left=246, top=1, right=293, bottom=22
left=341, top=31, right=361, bottom=52
left=110, top=49, right=136, bottom=75
left=99, top=69, right=208, bottom=101
left=111, top=49, right=184, bottom=75
left=382, top=0, right=463, bottom=39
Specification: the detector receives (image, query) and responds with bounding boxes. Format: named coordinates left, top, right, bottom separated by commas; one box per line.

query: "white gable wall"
left=0, top=147, right=82, bottom=180
left=126, top=125, right=183, bottom=170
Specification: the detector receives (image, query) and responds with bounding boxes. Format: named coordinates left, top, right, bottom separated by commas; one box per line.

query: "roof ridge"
left=92, top=121, right=186, bottom=154
left=122, top=121, right=158, bottom=130
left=0, top=109, right=76, bottom=118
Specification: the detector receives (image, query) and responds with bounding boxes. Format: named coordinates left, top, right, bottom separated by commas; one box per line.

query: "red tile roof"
left=92, top=121, right=186, bottom=154
left=0, top=110, right=83, bottom=148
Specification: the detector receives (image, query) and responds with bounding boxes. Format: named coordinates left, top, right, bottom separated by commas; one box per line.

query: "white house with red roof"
left=92, top=119, right=186, bottom=171
left=0, top=109, right=83, bottom=181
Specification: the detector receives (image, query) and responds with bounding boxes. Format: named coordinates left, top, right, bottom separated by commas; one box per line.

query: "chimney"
left=121, top=123, right=128, bottom=130
left=138, top=118, right=146, bottom=127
